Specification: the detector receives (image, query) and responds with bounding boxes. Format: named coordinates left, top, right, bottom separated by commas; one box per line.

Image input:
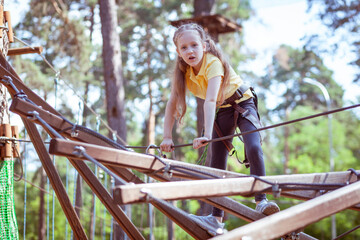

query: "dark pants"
left=211, top=98, right=266, bottom=217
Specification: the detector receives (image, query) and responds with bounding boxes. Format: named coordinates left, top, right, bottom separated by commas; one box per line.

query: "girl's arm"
left=160, top=92, right=177, bottom=152
left=193, top=75, right=222, bottom=149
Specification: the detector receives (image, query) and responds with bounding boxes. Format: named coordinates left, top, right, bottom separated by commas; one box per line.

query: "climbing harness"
left=213, top=85, right=262, bottom=168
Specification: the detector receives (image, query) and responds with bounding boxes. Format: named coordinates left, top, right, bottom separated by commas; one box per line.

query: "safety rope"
left=125, top=103, right=360, bottom=151
left=333, top=224, right=360, bottom=239
left=14, top=85, right=360, bottom=196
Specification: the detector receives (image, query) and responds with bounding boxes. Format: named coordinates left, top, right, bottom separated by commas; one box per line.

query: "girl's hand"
left=160, top=138, right=174, bottom=152
left=193, top=137, right=209, bottom=149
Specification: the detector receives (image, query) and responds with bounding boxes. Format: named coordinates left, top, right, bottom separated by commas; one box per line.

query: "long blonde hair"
left=172, top=23, right=231, bottom=122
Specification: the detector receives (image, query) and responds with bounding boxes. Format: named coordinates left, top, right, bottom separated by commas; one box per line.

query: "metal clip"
left=71, top=124, right=79, bottom=137
left=272, top=181, right=281, bottom=198
left=27, top=111, right=39, bottom=120
left=163, top=163, right=173, bottom=179
left=140, top=188, right=152, bottom=202
left=73, top=146, right=86, bottom=157
left=235, top=88, right=243, bottom=99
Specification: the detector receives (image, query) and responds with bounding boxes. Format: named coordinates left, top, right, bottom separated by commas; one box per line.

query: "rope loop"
left=140, top=188, right=153, bottom=203
left=71, top=124, right=79, bottom=137
left=347, top=168, right=360, bottom=183
left=72, top=146, right=86, bottom=157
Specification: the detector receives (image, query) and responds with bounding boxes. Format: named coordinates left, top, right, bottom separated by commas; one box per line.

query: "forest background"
left=4, top=0, right=360, bottom=239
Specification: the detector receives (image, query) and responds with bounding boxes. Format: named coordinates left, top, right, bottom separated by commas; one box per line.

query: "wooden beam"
left=8, top=46, right=43, bottom=56
left=113, top=171, right=359, bottom=204
left=4, top=11, right=13, bottom=42
left=212, top=181, right=360, bottom=240
left=21, top=120, right=88, bottom=239
left=48, top=138, right=245, bottom=179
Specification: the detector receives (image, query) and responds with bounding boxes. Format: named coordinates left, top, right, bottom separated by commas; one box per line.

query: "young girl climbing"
left=160, top=23, right=279, bottom=235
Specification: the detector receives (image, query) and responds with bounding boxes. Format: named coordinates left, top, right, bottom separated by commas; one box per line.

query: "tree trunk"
left=99, top=0, right=127, bottom=239
left=194, top=0, right=215, bottom=217
left=193, top=0, right=215, bottom=158
left=99, top=0, right=127, bottom=142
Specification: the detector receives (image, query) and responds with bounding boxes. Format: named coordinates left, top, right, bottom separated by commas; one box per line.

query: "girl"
left=160, top=23, right=279, bottom=234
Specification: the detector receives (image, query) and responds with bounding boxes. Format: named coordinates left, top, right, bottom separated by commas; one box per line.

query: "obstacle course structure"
left=0, top=38, right=359, bottom=239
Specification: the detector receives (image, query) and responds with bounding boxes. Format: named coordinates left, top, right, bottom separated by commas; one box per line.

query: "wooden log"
left=48, top=138, right=245, bottom=179
left=22, top=120, right=88, bottom=239
left=212, top=180, right=360, bottom=240
left=11, top=125, right=19, bottom=157
left=0, top=123, right=11, bottom=157
left=7, top=46, right=43, bottom=56
left=3, top=11, right=13, bottom=42
left=113, top=171, right=359, bottom=204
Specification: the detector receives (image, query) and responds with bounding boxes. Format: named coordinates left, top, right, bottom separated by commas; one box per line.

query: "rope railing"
left=126, top=103, right=360, bottom=150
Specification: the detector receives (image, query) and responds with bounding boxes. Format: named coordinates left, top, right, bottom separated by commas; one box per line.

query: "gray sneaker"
left=189, top=214, right=225, bottom=236
left=256, top=199, right=280, bottom=215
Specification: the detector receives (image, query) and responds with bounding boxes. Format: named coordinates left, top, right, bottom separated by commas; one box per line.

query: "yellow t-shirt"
left=185, top=53, right=252, bottom=106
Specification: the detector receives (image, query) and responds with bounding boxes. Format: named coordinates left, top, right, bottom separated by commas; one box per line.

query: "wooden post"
left=0, top=124, right=12, bottom=157
left=11, top=125, right=19, bottom=157
left=4, top=11, right=13, bottom=43
left=0, top=5, right=3, bottom=38
left=8, top=46, right=43, bottom=56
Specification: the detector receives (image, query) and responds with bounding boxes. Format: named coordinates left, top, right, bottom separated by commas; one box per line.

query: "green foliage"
left=307, top=0, right=360, bottom=82
left=8, top=0, right=360, bottom=239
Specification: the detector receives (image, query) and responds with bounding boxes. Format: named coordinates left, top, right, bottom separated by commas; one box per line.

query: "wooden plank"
left=115, top=177, right=266, bottom=204
left=7, top=46, right=43, bottom=56
left=48, top=138, right=247, bottom=179
left=22, top=120, right=88, bottom=239
left=114, top=171, right=358, bottom=204
left=3, top=11, right=13, bottom=42
left=212, top=181, right=360, bottom=240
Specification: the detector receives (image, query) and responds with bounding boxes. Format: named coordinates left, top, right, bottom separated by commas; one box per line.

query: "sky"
left=241, top=0, right=360, bottom=105
left=4, top=0, right=360, bottom=108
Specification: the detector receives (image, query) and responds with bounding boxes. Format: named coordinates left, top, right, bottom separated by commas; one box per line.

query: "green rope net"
left=0, top=159, right=19, bottom=239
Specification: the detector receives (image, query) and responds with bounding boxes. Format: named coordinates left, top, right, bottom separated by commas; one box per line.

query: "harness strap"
left=213, top=121, right=234, bottom=153
left=211, top=86, right=262, bottom=169
left=231, top=102, right=263, bottom=140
